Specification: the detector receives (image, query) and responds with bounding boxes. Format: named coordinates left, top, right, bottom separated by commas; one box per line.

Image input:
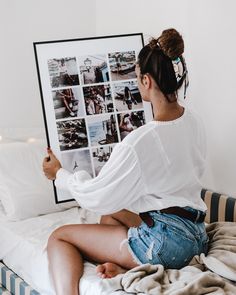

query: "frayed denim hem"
left=121, top=227, right=143, bottom=266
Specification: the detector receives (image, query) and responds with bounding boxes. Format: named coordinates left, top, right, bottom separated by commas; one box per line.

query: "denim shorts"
left=127, top=208, right=209, bottom=269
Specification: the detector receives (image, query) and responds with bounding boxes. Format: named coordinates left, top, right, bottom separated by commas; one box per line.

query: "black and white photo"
left=91, top=145, right=114, bottom=176
left=117, top=110, right=145, bottom=140
left=56, top=119, right=88, bottom=151
left=48, top=57, right=80, bottom=88
left=83, top=84, right=114, bottom=115
left=52, top=87, right=85, bottom=119
left=108, top=51, right=136, bottom=81
left=112, top=80, right=143, bottom=111
left=87, top=114, right=118, bottom=146
left=78, top=55, right=110, bottom=85
left=61, top=149, right=93, bottom=176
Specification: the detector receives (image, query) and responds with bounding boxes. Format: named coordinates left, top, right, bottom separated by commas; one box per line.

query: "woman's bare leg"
left=100, top=209, right=142, bottom=228
left=47, top=224, right=139, bottom=295
left=97, top=210, right=142, bottom=278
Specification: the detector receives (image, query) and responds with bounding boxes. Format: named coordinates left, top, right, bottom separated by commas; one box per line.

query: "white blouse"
left=55, top=108, right=207, bottom=215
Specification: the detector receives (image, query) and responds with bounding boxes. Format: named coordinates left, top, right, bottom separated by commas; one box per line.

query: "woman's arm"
left=55, top=143, right=145, bottom=214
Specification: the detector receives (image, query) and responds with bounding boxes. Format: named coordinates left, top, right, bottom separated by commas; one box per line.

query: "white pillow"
left=0, top=140, right=78, bottom=220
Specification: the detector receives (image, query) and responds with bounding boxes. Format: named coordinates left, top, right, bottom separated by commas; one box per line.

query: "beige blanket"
left=100, top=222, right=236, bottom=295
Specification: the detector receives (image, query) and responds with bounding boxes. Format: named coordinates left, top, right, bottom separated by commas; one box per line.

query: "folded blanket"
left=201, top=222, right=236, bottom=281
left=100, top=222, right=236, bottom=295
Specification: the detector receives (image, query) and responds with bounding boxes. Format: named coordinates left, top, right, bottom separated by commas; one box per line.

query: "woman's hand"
left=43, top=148, right=62, bottom=180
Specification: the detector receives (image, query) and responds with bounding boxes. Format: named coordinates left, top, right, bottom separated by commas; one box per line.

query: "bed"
left=0, top=206, right=127, bottom=295
left=0, top=130, right=235, bottom=295
left=0, top=190, right=235, bottom=295
left=0, top=133, right=134, bottom=295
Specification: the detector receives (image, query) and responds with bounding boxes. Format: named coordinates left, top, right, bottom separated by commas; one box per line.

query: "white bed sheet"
left=0, top=202, right=8, bottom=221
left=0, top=207, right=129, bottom=295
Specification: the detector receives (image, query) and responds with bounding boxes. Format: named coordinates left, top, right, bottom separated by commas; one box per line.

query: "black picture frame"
left=34, top=33, right=153, bottom=203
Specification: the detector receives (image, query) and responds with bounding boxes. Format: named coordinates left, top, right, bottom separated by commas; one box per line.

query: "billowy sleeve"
left=55, top=143, right=145, bottom=214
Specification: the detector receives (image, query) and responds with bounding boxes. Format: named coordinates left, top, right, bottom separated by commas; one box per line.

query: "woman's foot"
left=96, top=262, right=127, bottom=279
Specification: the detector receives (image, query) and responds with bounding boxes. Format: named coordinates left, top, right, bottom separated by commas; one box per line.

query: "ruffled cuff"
left=55, top=168, right=72, bottom=191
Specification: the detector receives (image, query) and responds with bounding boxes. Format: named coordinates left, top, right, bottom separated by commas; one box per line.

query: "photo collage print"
left=48, top=51, right=146, bottom=177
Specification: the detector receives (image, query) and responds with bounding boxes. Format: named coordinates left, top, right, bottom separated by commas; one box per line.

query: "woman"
left=123, top=86, right=137, bottom=110
left=58, top=59, right=74, bottom=86
left=94, top=90, right=106, bottom=114
left=43, top=28, right=208, bottom=295
left=57, top=89, right=76, bottom=117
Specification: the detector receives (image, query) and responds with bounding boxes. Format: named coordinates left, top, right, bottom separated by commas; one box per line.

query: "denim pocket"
left=156, top=222, right=197, bottom=269
left=151, top=213, right=196, bottom=242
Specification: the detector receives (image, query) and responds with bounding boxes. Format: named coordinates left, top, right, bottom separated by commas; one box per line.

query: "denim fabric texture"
left=127, top=207, right=209, bottom=269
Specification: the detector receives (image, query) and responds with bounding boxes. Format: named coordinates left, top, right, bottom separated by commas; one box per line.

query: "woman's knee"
left=47, top=225, right=70, bottom=248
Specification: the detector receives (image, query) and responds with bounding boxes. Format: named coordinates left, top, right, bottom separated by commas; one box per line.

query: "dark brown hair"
left=137, top=28, right=186, bottom=102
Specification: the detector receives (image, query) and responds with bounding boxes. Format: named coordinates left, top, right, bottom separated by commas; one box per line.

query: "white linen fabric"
left=0, top=140, right=78, bottom=220
left=56, top=108, right=207, bottom=215
left=0, top=201, right=7, bottom=221
left=0, top=208, right=128, bottom=295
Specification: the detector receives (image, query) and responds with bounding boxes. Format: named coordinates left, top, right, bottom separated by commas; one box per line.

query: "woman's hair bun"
left=157, top=28, right=184, bottom=60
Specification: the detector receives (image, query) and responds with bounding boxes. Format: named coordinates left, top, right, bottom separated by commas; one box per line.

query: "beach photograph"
left=87, top=114, right=118, bottom=146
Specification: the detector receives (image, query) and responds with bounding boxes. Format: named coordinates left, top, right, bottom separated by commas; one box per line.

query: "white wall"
left=186, top=1, right=236, bottom=197
left=95, top=0, right=236, bottom=197
left=95, top=0, right=189, bottom=44
left=0, top=0, right=96, bottom=128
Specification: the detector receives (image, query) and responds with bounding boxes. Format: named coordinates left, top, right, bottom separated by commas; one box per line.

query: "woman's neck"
left=151, top=92, right=184, bottom=122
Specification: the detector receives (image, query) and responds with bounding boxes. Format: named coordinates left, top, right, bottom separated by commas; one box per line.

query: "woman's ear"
left=142, top=74, right=152, bottom=89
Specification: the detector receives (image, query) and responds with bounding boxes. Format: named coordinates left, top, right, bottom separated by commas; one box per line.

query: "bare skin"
left=47, top=210, right=142, bottom=295
left=97, top=210, right=142, bottom=279
left=43, top=64, right=184, bottom=295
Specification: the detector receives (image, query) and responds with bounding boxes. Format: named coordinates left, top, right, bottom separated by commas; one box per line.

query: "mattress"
left=0, top=207, right=129, bottom=295
left=0, top=262, right=40, bottom=295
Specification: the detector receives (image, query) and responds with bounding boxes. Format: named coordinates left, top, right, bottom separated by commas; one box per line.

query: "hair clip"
left=172, top=56, right=189, bottom=98
left=172, top=58, right=183, bottom=82
left=156, top=41, right=161, bottom=48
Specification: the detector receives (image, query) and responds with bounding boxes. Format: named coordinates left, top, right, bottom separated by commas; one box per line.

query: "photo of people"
left=83, top=84, right=114, bottom=115
left=56, top=119, right=88, bottom=151
left=48, top=57, right=80, bottom=88
left=92, top=145, right=114, bottom=176
left=118, top=111, right=146, bottom=140
left=61, top=149, right=93, bottom=176
left=52, top=87, right=85, bottom=120
left=87, top=114, right=118, bottom=146
left=112, top=80, right=143, bottom=111
left=108, top=51, right=136, bottom=81
left=78, top=55, right=110, bottom=85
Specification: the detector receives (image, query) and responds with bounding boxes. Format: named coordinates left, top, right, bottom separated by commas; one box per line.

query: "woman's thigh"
left=101, top=209, right=142, bottom=228
left=50, top=224, right=138, bottom=269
